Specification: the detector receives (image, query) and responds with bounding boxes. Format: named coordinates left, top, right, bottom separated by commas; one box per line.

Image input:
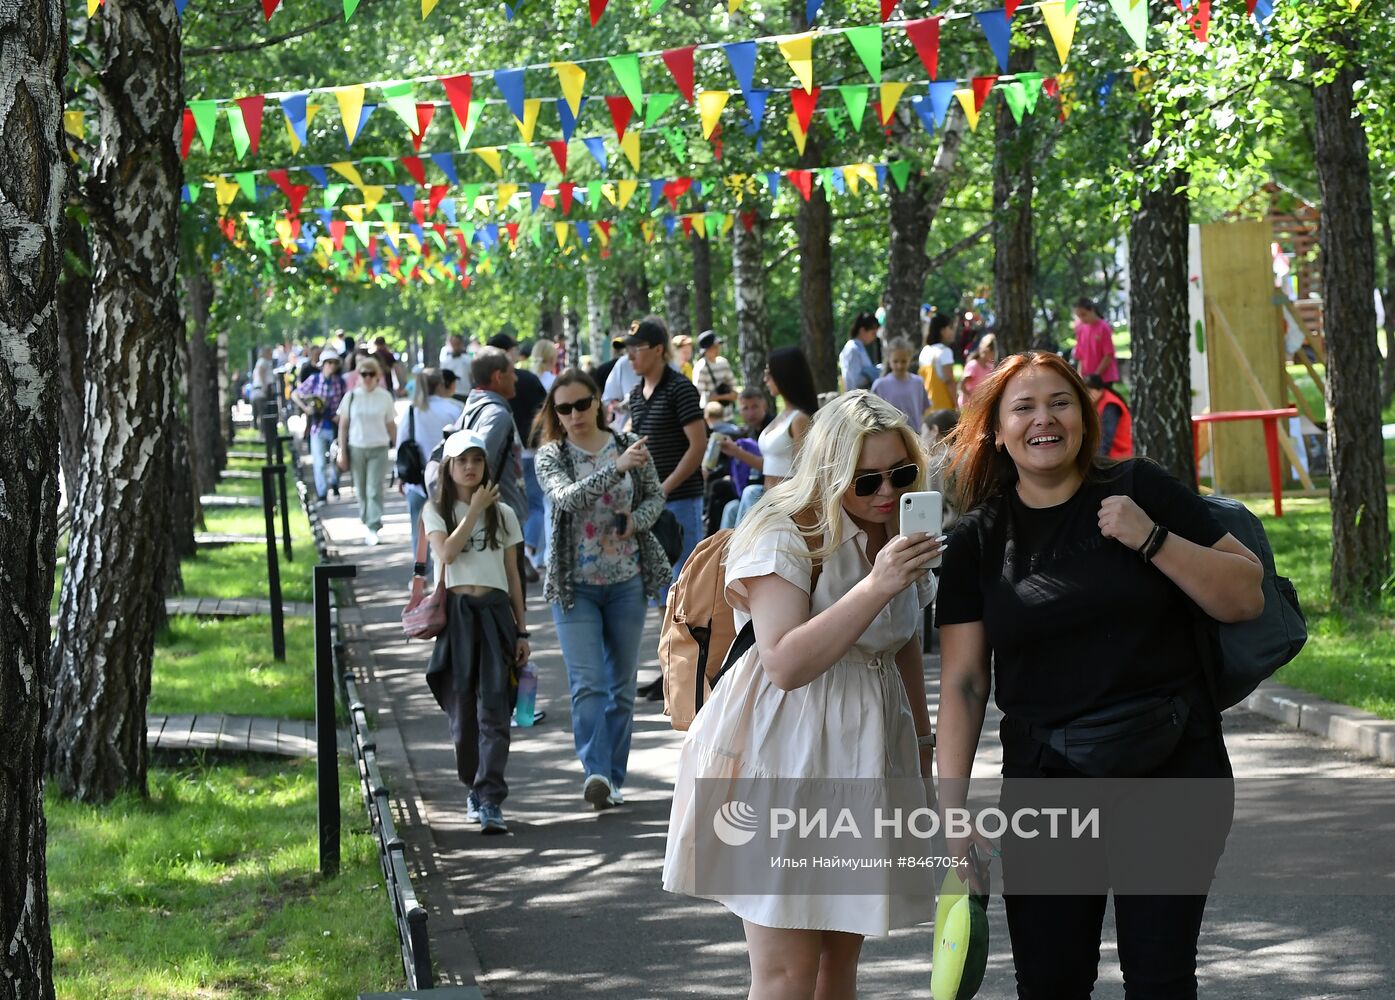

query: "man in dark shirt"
left=372, top=337, right=398, bottom=395
left=591, top=335, right=627, bottom=397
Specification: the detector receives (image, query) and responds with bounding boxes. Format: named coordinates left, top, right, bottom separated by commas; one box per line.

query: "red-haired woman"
left=934, top=351, right=1265, bottom=998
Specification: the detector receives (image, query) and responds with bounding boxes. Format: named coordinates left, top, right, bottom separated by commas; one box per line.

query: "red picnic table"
left=1191, top=407, right=1299, bottom=516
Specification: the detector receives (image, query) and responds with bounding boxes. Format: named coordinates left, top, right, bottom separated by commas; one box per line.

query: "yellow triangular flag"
left=722, top=214, right=734, bottom=236
left=496, top=183, right=519, bottom=214
left=276, top=218, right=296, bottom=250
left=617, top=178, right=638, bottom=209
left=879, top=82, right=909, bottom=124
left=1039, top=1, right=1078, bottom=68
left=786, top=112, right=809, bottom=156
left=333, top=86, right=367, bottom=145
left=474, top=147, right=504, bottom=176
left=843, top=165, right=862, bottom=196
left=601, top=183, right=617, bottom=206
left=953, top=89, right=981, bottom=131
left=422, top=0, right=439, bottom=15
left=330, top=161, right=367, bottom=190
left=620, top=131, right=641, bottom=171
left=849, top=162, right=878, bottom=191
left=729, top=0, right=744, bottom=10
left=777, top=33, right=815, bottom=95
left=361, top=185, right=386, bottom=212
left=552, top=62, right=587, bottom=117
left=698, top=90, right=730, bottom=140
left=1058, top=71, right=1076, bottom=120
left=1347, top=0, right=1362, bottom=8
left=286, top=105, right=321, bottom=154
left=1132, top=68, right=1150, bottom=91
left=63, top=111, right=85, bottom=140
left=344, top=204, right=365, bottom=223
left=514, top=99, right=542, bottom=143
left=596, top=223, right=611, bottom=246
left=641, top=220, right=655, bottom=243
left=86, top=0, right=100, bottom=16
left=554, top=222, right=570, bottom=248
left=692, top=214, right=707, bottom=239
left=212, top=176, right=241, bottom=213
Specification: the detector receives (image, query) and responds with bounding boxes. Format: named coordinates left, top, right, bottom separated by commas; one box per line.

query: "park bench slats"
left=247, top=717, right=282, bottom=755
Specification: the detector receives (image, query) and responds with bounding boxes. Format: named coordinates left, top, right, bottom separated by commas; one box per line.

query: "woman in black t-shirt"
left=934, top=351, right=1265, bottom=999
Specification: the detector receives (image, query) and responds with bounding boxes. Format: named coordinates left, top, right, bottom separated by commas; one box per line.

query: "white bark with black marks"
left=732, top=210, right=769, bottom=393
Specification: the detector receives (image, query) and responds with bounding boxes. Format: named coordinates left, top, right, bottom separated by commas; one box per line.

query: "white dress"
left=661, top=510, right=937, bottom=936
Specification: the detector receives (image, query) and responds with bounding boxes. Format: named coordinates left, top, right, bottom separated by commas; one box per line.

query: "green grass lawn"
left=151, top=615, right=316, bottom=720
left=179, top=543, right=315, bottom=605
left=1248, top=497, right=1395, bottom=718
left=48, top=757, right=399, bottom=1000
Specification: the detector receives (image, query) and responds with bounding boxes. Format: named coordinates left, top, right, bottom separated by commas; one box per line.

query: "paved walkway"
left=147, top=713, right=323, bottom=756
left=321, top=486, right=1395, bottom=999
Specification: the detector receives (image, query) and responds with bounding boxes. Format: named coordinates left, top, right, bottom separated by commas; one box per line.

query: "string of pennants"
left=155, top=2, right=1273, bottom=168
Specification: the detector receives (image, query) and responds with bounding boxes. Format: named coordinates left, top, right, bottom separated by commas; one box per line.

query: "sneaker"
left=364, top=528, right=380, bottom=546
left=331, top=487, right=341, bottom=499
left=478, top=802, right=508, bottom=834
left=466, top=791, right=481, bottom=823
left=583, top=774, right=616, bottom=811
left=610, top=787, right=625, bottom=806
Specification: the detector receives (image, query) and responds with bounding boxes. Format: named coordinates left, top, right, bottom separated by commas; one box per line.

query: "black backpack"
left=396, top=407, right=426, bottom=486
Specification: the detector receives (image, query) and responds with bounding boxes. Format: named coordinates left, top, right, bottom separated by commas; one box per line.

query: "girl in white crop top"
left=757, top=408, right=799, bottom=480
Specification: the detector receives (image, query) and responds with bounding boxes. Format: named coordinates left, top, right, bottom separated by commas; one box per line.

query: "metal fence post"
left=261, top=464, right=287, bottom=661
left=275, top=437, right=295, bottom=563
left=314, top=562, right=357, bottom=878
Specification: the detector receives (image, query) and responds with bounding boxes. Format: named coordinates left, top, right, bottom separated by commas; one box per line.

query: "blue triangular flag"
left=576, top=221, right=591, bottom=246
left=280, top=92, right=310, bottom=147
left=347, top=104, right=376, bottom=149
left=175, top=0, right=190, bottom=14
left=649, top=179, right=665, bottom=211
left=1253, top=0, right=1273, bottom=20
left=504, top=2, right=519, bottom=19
left=911, top=95, right=937, bottom=134
left=316, top=209, right=333, bottom=227
left=305, top=165, right=328, bottom=186
left=928, top=81, right=957, bottom=127
left=181, top=185, right=194, bottom=203
left=410, top=222, right=426, bottom=243
left=806, top=0, right=823, bottom=21
left=440, top=198, right=458, bottom=225
left=482, top=223, right=500, bottom=248
left=692, top=179, right=704, bottom=196
left=745, top=89, right=770, bottom=130
left=582, top=137, right=608, bottom=170
left=765, top=172, right=780, bottom=197
left=663, top=215, right=678, bottom=236
left=875, top=164, right=888, bottom=188
left=396, top=184, right=416, bottom=206
left=529, top=183, right=546, bottom=211
left=431, top=153, right=459, bottom=185
left=724, top=42, right=757, bottom=98
left=494, top=68, right=527, bottom=122
left=574, top=186, right=587, bottom=205
left=973, top=10, right=1012, bottom=74
left=1096, top=73, right=1117, bottom=109
left=557, top=97, right=588, bottom=143
left=753, top=134, right=764, bottom=154
left=828, top=169, right=845, bottom=195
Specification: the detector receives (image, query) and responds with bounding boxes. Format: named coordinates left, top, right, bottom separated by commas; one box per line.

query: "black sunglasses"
left=555, top=396, right=596, bottom=416
left=853, top=462, right=918, bottom=497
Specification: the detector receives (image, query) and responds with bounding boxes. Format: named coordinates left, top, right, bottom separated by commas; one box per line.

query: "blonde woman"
left=663, top=391, right=945, bottom=999
left=530, top=339, right=558, bottom=392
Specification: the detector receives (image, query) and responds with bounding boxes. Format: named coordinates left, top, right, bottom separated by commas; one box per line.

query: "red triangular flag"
left=971, top=75, right=998, bottom=112
left=905, top=18, right=941, bottom=80
left=597, top=220, right=612, bottom=240
left=1245, top=0, right=1257, bottom=13
left=606, top=95, right=634, bottom=141
left=261, top=0, right=280, bottom=21
left=412, top=200, right=427, bottom=227
left=455, top=232, right=470, bottom=257
left=401, top=156, right=427, bottom=187
left=881, top=0, right=899, bottom=20
left=1004, top=0, right=1021, bottom=17
left=440, top=74, right=473, bottom=129
left=1186, top=0, right=1211, bottom=42
left=505, top=222, right=519, bottom=243
left=790, top=86, right=821, bottom=133
left=287, top=219, right=302, bottom=240
left=367, top=236, right=377, bottom=257
left=411, top=103, right=436, bottom=151
left=219, top=218, right=237, bottom=242
left=548, top=140, right=569, bottom=175
left=784, top=169, right=814, bottom=201
left=266, top=168, right=293, bottom=197
left=181, top=108, right=196, bottom=160
left=559, top=181, right=576, bottom=215
left=589, top=0, right=608, bottom=26
left=460, top=274, right=472, bottom=290
left=428, top=185, right=449, bottom=216
left=740, top=211, right=757, bottom=232
left=287, top=184, right=309, bottom=216
left=330, top=221, right=347, bottom=251
left=433, top=222, right=447, bottom=240
left=662, top=46, right=697, bottom=104
left=679, top=216, right=693, bottom=238
left=235, top=95, right=265, bottom=153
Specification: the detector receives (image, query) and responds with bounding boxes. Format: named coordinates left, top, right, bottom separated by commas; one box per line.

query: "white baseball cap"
left=320, top=347, right=341, bottom=361
left=442, top=429, right=489, bottom=459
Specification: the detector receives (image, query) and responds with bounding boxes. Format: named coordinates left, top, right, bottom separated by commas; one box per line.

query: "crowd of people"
left=260, top=297, right=1204, bottom=996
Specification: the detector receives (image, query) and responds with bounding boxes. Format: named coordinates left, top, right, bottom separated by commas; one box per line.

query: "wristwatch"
left=412, top=562, right=427, bottom=577
left=516, top=629, right=531, bottom=639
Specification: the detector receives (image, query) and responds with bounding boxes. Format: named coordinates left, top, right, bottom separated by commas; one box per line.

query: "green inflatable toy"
left=930, top=863, right=990, bottom=1000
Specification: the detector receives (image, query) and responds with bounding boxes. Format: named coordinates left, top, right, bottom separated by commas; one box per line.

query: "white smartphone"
left=899, top=490, right=944, bottom=569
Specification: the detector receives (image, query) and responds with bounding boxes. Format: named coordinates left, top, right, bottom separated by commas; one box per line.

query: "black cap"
left=487, top=333, right=517, bottom=351
left=697, top=330, right=721, bottom=351
left=624, top=316, right=668, bottom=349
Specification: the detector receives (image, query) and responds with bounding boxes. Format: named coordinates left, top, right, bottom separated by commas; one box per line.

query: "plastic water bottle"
left=515, top=661, right=538, bottom=727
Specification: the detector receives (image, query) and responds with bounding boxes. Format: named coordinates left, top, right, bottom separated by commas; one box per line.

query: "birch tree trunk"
left=585, top=264, right=606, bottom=364
left=186, top=269, right=222, bottom=495
left=57, top=209, right=90, bottom=502
left=0, top=0, right=66, bottom=993
left=48, top=0, right=184, bottom=803
left=1312, top=37, right=1391, bottom=606
left=732, top=210, right=770, bottom=393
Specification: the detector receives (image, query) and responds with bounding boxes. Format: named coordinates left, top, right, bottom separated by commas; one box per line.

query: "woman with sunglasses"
left=336, top=358, right=397, bottom=546
left=534, top=369, right=672, bottom=811
left=664, top=391, right=944, bottom=998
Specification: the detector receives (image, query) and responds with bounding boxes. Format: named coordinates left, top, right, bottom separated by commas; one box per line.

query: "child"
left=871, top=337, right=931, bottom=433
left=421, top=429, right=530, bottom=835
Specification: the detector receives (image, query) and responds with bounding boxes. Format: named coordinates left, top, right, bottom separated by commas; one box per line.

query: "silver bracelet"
left=917, top=731, right=936, bottom=748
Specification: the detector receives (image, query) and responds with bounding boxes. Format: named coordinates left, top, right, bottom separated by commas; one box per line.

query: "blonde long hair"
left=731, top=391, right=927, bottom=564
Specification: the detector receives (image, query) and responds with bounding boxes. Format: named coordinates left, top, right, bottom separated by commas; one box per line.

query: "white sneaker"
left=364, top=528, right=380, bottom=546
left=609, top=788, right=625, bottom=806
left=583, top=774, right=616, bottom=811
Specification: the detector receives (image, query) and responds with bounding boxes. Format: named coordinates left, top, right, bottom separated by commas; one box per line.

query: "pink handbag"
left=402, top=520, right=447, bottom=639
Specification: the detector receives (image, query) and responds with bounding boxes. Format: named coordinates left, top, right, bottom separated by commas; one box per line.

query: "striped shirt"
left=628, top=365, right=704, bottom=501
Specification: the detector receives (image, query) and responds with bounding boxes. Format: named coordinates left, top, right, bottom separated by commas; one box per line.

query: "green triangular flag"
left=836, top=86, right=869, bottom=131
left=462, top=223, right=476, bottom=243
left=650, top=0, right=669, bottom=10
left=185, top=184, right=202, bottom=204
left=705, top=211, right=724, bottom=237
left=607, top=54, right=645, bottom=111
left=343, top=0, right=359, bottom=20
left=235, top=171, right=257, bottom=202
left=844, top=24, right=882, bottom=83
left=1002, top=82, right=1027, bottom=124
left=644, top=92, right=680, bottom=128
left=1064, top=0, right=1078, bottom=11
left=888, top=159, right=912, bottom=192
left=461, top=183, right=481, bottom=212
left=350, top=218, right=370, bottom=244
left=189, top=99, right=219, bottom=151
left=587, top=180, right=604, bottom=208
left=381, top=82, right=419, bottom=131
left=452, top=101, right=484, bottom=151
left=375, top=203, right=394, bottom=223
left=363, top=156, right=396, bottom=179
left=824, top=105, right=848, bottom=141
left=1016, top=72, right=1044, bottom=113
left=226, top=106, right=252, bottom=160
left=530, top=221, right=543, bottom=247
left=818, top=167, right=836, bottom=196
left=430, top=228, right=447, bottom=250
left=324, top=184, right=347, bottom=208
left=1106, top=0, right=1148, bottom=51
left=344, top=234, right=358, bottom=254
left=660, top=125, right=687, bottom=159
left=508, top=143, right=540, bottom=177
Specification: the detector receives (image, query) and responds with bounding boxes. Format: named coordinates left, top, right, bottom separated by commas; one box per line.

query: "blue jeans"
left=309, top=424, right=340, bottom=499
left=720, top=483, right=765, bottom=530
left=660, top=494, right=705, bottom=607
left=407, top=486, right=430, bottom=574
left=550, top=575, right=648, bottom=789
left=523, top=455, right=546, bottom=564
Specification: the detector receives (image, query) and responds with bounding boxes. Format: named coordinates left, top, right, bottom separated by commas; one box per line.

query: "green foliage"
left=150, top=615, right=317, bottom=720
